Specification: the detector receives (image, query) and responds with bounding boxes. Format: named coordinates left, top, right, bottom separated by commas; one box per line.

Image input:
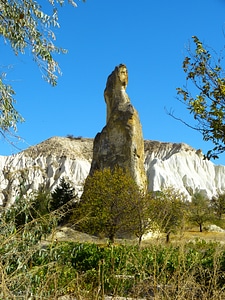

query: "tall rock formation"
left=89, top=64, right=147, bottom=190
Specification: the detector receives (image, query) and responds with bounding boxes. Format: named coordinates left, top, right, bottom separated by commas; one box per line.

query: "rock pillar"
left=89, top=64, right=147, bottom=190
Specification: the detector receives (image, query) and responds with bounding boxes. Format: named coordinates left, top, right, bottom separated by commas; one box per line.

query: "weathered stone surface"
left=89, top=64, right=147, bottom=190
left=1, top=137, right=225, bottom=206
left=0, top=137, right=92, bottom=207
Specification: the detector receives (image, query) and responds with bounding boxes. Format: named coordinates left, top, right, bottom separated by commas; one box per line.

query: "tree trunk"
left=199, top=223, right=203, bottom=232
left=166, top=231, right=171, bottom=243
left=138, top=235, right=142, bottom=248
left=108, top=232, right=115, bottom=245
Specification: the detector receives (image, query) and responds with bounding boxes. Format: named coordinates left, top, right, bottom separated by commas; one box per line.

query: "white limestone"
left=144, top=140, right=225, bottom=199
left=1, top=137, right=225, bottom=206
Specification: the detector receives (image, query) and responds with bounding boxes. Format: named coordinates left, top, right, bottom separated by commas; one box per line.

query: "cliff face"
left=0, top=137, right=92, bottom=207
left=144, top=140, right=225, bottom=199
left=0, top=136, right=225, bottom=206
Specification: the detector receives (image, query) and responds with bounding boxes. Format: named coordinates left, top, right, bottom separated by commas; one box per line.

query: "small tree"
left=148, top=188, right=188, bottom=243
left=133, top=191, right=155, bottom=246
left=50, top=177, right=76, bottom=224
left=211, top=192, right=225, bottom=219
left=14, top=187, right=51, bottom=228
left=31, top=188, right=52, bottom=217
left=188, top=192, right=214, bottom=232
left=76, top=167, right=144, bottom=244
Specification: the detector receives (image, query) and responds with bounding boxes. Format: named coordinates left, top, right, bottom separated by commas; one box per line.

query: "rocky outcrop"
left=144, top=140, right=225, bottom=199
left=0, top=137, right=92, bottom=207
left=1, top=137, right=225, bottom=206
left=89, top=64, right=147, bottom=190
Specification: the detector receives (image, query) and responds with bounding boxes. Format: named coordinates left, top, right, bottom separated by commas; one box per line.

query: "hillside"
left=0, top=136, right=225, bottom=206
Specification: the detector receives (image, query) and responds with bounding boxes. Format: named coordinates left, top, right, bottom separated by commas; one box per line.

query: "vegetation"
left=74, top=167, right=147, bottom=244
left=177, top=36, right=225, bottom=160
left=50, top=177, right=77, bottom=224
left=0, top=0, right=85, bottom=138
left=1, top=198, right=225, bottom=299
left=211, top=192, right=225, bottom=219
left=1, top=175, right=225, bottom=298
left=188, top=192, right=214, bottom=232
left=51, top=177, right=75, bottom=211
left=148, top=188, right=188, bottom=242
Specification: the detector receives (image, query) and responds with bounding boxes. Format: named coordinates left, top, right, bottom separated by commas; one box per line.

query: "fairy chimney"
left=89, top=64, right=147, bottom=190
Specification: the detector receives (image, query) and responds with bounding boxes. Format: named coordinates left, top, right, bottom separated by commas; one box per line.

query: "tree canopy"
left=0, top=0, right=84, bottom=138
left=188, top=192, right=214, bottom=232
left=148, top=187, right=187, bottom=243
left=75, top=167, right=145, bottom=244
left=176, top=36, right=225, bottom=160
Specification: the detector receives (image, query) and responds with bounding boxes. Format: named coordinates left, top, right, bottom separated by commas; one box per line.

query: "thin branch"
left=165, top=107, right=202, bottom=132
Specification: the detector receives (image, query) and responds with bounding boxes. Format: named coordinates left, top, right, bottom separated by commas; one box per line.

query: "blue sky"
left=2, top=0, right=225, bottom=164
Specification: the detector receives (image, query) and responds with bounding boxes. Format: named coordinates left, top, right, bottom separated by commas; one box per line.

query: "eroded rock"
left=89, top=64, right=147, bottom=190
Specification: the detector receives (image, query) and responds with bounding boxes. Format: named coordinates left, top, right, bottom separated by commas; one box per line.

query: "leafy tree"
left=176, top=36, right=225, bottom=160
left=148, top=188, right=188, bottom=243
left=50, top=177, right=76, bottom=224
left=211, top=192, right=225, bottom=219
left=31, top=188, right=52, bottom=216
left=132, top=191, right=155, bottom=246
left=76, top=167, right=144, bottom=244
left=14, top=188, right=51, bottom=228
left=0, top=0, right=84, bottom=137
left=188, top=192, right=214, bottom=232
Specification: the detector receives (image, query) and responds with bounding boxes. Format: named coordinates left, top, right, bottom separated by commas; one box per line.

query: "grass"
left=2, top=230, right=225, bottom=299
left=1, top=205, right=225, bottom=300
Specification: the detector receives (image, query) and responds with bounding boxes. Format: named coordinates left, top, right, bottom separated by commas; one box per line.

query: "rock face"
left=1, top=137, right=225, bottom=206
left=0, top=137, right=92, bottom=207
left=89, top=64, right=147, bottom=190
left=144, top=140, right=225, bottom=199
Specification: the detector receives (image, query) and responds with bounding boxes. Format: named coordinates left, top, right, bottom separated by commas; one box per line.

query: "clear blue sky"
left=2, top=0, right=225, bottom=164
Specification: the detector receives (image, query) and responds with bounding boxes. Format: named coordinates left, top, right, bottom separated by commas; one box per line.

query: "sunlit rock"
left=1, top=137, right=225, bottom=206
left=89, top=64, right=147, bottom=190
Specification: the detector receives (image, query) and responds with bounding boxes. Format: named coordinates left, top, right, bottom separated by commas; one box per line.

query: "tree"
left=211, top=192, right=225, bottom=219
left=176, top=36, right=225, bottom=160
left=132, top=191, right=153, bottom=247
left=76, top=167, right=144, bottom=244
left=31, top=188, right=52, bottom=216
left=0, top=0, right=84, bottom=137
left=14, top=187, right=51, bottom=228
left=188, top=192, right=214, bottom=232
left=50, top=177, right=76, bottom=224
left=148, top=188, right=188, bottom=243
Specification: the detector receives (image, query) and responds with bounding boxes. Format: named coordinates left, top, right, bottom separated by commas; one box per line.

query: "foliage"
left=9, top=178, right=76, bottom=229
left=0, top=73, right=24, bottom=135
left=177, top=36, right=225, bottom=160
left=132, top=191, right=154, bottom=246
left=0, top=196, right=60, bottom=298
left=148, top=188, right=188, bottom=242
left=2, top=234, right=225, bottom=298
left=50, top=177, right=77, bottom=224
left=12, top=188, right=51, bottom=228
left=211, top=192, right=225, bottom=219
left=0, top=0, right=84, bottom=136
left=1, top=193, right=225, bottom=299
left=188, top=192, right=214, bottom=232
left=75, top=167, right=145, bottom=244
left=50, top=177, right=75, bottom=211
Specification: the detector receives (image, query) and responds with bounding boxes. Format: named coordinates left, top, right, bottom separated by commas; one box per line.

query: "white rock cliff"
left=0, top=136, right=225, bottom=206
